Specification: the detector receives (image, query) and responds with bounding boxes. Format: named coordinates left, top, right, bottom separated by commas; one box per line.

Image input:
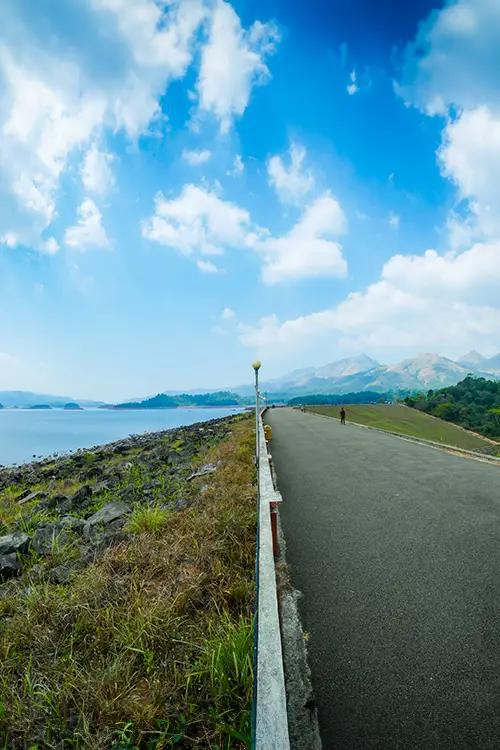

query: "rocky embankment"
left=0, top=416, right=234, bottom=585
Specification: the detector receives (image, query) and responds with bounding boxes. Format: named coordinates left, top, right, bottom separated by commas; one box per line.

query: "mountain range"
left=0, top=391, right=104, bottom=408
left=1, top=351, right=499, bottom=407
left=251, top=351, right=500, bottom=398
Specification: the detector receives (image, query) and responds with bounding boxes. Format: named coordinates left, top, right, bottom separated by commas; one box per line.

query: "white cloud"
left=346, top=69, right=358, bottom=96
left=0, top=0, right=207, bottom=245
left=439, top=106, right=500, bottom=240
left=142, top=184, right=348, bottom=284
left=0, top=232, right=18, bottom=248
left=64, top=199, right=110, bottom=250
left=197, top=0, right=279, bottom=133
left=39, top=237, right=60, bottom=255
left=399, top=0, right=500, bottom=247
left=388, top=211, right=400, bottom=229
left=255, top=192, right=347, bottom=284
left=398, top=0, right=500, bottom=116
left=227, top=153, right=244, bottom=177
left=222, top=306, right=235, bottom=320
left=267, top=142, right=314, bottom=204
left=182, top=148, right=212, bottom=165
left=197, top=259, right=218, bottom=273
left=239, top=241, right=500, bottom=358
left=142, top=183, right=251, bottom=257
left=81, top=144, right=115, bottom=194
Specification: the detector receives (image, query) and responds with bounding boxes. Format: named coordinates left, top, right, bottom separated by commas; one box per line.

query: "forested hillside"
left=405, top=376, right=500, bottom=439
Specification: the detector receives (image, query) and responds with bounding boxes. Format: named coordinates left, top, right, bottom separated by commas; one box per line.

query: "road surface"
left=265, top=407, right=500, bottom=750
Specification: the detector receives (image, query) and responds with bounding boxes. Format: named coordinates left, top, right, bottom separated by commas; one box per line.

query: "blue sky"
left=0, top=0, right=499, bottom=400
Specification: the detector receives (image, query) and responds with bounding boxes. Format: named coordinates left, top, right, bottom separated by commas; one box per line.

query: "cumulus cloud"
left=197, top=0, right=279, bottom=133
left=182, top=148, right=212, bottom=165
left=142, top=183, right=347, bottom=283
left=267, top=142, right=314, bottom=204
left=222, top=307, right=235, bottom=319
left=399, top=0, right=500, bottom=246
left=439, top=106, right=500, bottom=240
left=0, top=0, right=208, bottom=246
left=255, top=192, right=347, bottom=284
left=64, top=199, right=110, bottom=250
left=81, top=144, right=115, bottom=194
left=239, top=241, right=500, bottom=357
left=398, top=0, right=500, bottom=116
left=141, top=183, right=251, bottom=257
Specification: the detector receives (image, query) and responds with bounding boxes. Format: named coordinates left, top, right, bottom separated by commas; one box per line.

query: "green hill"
left=405, top=376, right=500, bottom=439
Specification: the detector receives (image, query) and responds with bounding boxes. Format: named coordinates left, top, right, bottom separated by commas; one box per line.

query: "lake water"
left=0, top=407, right=245, bottom=466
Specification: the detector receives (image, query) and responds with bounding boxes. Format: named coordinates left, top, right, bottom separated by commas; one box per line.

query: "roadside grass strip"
left=0, top=415, right=255, bottom=749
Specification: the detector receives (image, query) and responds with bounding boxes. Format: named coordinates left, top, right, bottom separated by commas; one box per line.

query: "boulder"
left=32, top=523, right=70, bottom=555
left=70, top=485, right=93, bottom=507
left=0, top=553, right=20, bottom=579
left=85, top=502, right=130, bottom=527
left=0, top=532, right=30, bottom=556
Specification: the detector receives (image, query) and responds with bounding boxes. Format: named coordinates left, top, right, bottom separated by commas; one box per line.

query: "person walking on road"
left=340, top=407, right=346, bottom=425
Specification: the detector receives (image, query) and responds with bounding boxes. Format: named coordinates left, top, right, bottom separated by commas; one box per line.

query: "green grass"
left=125, top=505, right=171, bottom=535
left=0, top=416, right=256, bottom=749
left=307, top=403, right=499, bottom=454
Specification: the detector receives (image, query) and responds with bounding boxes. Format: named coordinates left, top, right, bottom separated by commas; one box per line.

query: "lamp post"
left=252, top=360, right=261, bottom=479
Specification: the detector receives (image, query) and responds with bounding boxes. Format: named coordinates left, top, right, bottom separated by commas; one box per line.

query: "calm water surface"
left=0, top=408, right=244, bottom=466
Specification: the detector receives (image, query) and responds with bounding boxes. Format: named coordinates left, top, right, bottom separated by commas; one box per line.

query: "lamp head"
left=252, top=360, right=262, bottom=371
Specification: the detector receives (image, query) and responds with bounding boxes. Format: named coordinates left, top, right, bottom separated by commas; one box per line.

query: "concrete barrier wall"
left=254, top=413, right=290, bottom=749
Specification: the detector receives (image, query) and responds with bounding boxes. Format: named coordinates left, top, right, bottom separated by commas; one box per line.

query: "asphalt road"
left=265, top=407, right=500, bottom=750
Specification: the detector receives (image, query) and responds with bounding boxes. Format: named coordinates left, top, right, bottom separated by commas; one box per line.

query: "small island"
left=63, top=402, right=82, bottom=410
left=29, top=404, right=52, bottom=410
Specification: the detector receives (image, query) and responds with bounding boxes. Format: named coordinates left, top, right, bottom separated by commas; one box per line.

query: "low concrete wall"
left=254, top=413, right=290, bottom=749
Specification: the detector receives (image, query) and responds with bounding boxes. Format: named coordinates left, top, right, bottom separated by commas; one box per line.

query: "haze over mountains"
left=1, top=351, right=499, bottom=407
left=252, top=351, right=500, bottom=397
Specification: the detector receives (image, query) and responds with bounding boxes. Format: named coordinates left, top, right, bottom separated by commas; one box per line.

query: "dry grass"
left=0, top=417, right=256, bottom=749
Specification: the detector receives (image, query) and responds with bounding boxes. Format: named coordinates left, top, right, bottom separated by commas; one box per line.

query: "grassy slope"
left=307, top=404, right=498, bottom=454
left=0, top=416, right=255, bottom=749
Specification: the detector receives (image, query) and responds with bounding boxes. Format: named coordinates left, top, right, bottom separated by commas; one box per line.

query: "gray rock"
left=32, top=523, right=70, bottom=555
left=0, top=553, right=21, bottom=578
left=187, top=463, right=218, bottom=481
left=70, top=485, right=93, bottom=507
left=85, top=502, right=130, bottom=527
left=17, top=490, right=45, bottom=506
left=0, top=532, right=30, bottom=555
left=60, top=516, right=85, bottom=532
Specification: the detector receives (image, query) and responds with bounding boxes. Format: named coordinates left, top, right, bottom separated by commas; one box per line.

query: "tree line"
left=405, top=376, right=500, bottom=438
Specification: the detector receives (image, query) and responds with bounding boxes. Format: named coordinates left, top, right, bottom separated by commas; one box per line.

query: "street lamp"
left=252, top=360, right=261, bottom=479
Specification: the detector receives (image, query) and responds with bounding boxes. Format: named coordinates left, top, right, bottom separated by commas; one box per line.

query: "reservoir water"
left=0, top=407, right=244, bottom=466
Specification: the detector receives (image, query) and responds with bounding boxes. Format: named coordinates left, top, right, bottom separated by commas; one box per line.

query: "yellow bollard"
left=264, top=424, right=273, bottom=442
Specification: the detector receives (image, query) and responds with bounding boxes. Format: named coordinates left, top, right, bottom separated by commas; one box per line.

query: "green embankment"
left=307, top=403, right=498, bottom=454
left=0, top=415, right=255, bottom=749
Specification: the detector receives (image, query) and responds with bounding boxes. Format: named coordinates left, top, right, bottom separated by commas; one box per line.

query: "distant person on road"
left=340, top=407, right=346, bottom=425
